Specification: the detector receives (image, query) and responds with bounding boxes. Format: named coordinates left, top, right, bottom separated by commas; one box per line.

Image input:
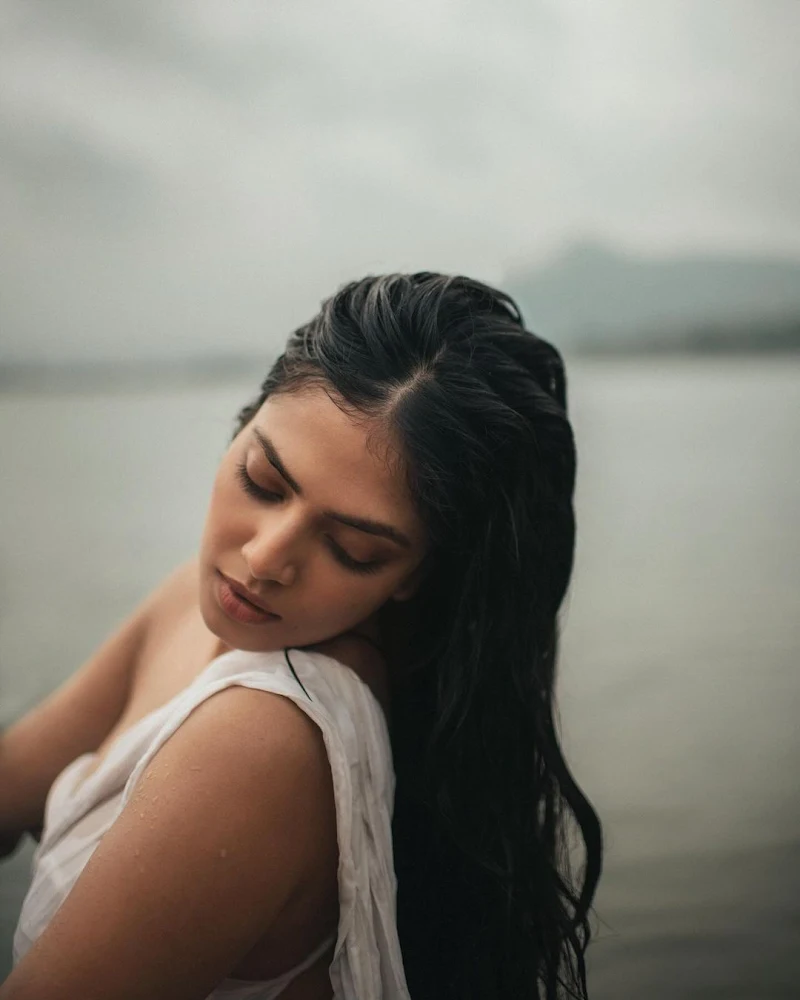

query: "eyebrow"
left=251, top=428, right=412, bottom=549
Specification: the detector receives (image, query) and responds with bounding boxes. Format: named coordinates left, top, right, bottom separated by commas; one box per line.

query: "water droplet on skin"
left=139, top=811, right=145, bottom=819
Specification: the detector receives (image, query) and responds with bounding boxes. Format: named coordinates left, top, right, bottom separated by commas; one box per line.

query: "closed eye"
left=235, top=461, right=283, bottom=503
left=234, top=461, right=386, bottom=576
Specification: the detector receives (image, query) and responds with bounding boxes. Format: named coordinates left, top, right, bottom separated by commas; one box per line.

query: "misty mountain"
left=505, top=243, right=800, bottom=352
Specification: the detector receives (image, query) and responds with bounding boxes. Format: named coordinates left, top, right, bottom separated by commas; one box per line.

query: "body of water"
left=1, top=355, right=798, bottom=996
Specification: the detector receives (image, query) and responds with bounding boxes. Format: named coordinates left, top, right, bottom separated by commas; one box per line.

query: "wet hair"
left=233, top=273, right=602, bottom=999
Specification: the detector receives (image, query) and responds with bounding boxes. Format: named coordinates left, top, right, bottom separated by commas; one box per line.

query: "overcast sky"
left=1, top=0, right=798, bottom=362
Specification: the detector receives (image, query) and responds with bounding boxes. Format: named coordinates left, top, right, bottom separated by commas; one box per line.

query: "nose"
left=241, top=513, right=302, bottom=587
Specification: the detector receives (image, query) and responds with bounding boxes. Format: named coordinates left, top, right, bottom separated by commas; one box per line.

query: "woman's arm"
left=0, top=560, right=194, bottom=850
left=0, top=605, right=146, bottom=848
left=0, top=683, right=337, bottom=1000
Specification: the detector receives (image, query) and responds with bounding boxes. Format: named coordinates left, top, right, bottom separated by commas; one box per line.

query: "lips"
left=218, top=571, right=281, bottom=618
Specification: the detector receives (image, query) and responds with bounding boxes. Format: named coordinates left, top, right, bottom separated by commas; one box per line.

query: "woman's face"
left=198, top=384, right=429, bottom=653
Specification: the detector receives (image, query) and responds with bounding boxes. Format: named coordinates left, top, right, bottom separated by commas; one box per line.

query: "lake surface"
left=1, top=355, right=798, bottom=996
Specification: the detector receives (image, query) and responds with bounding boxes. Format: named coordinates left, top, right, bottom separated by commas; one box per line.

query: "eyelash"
left=234, top=461, right=385, bottom=576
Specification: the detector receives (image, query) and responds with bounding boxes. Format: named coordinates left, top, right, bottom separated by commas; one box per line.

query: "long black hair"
left=233, top=273, right=603, bottom=999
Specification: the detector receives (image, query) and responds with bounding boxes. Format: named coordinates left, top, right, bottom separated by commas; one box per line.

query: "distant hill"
left=0, top=353, right=273, bottom=392
left=504, top=242, right=800, bottom=353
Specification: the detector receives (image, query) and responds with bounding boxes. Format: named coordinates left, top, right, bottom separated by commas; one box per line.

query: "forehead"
left=248, top=386, right=423, bottom=541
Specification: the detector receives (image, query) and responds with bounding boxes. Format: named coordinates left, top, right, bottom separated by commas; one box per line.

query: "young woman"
left=0, top=273, right=602, bottom=999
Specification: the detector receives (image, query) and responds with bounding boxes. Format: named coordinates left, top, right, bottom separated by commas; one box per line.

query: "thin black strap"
left=283, top=647, right=312, bottom=701
left=283, top=633, right=385, bottom=701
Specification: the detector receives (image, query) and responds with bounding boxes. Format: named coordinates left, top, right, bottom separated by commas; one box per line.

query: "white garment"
left=12, top=647, right=411, bottom=999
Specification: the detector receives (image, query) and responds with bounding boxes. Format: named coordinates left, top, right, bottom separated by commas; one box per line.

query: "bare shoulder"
left=1, top=683, right=337, bottom=1000
left=152, top=681, right=333, bottom=794
left=129, top=683, right=336, bottom=852
left=0, top=559, right=199, bottom=841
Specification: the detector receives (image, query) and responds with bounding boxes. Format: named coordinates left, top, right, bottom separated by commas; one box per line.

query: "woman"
left=0, top=272, right=602, bottom=999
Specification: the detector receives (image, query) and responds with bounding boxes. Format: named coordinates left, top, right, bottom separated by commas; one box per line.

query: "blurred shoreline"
left=0, top=355, right=275, bottom=393
left=2, top=339, right=799, bottom=394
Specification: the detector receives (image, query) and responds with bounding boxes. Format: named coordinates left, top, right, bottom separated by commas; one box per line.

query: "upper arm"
left=0, top=685, right=337, bottom=1000
left=0, top=559, right=196, bottom=836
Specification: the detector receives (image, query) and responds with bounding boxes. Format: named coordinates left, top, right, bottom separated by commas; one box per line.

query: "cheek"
left=306, top=564, right=385, bottom=607
left=337, top=575, right=400, bottom=617
left=202, top=469, right=243, bottom=546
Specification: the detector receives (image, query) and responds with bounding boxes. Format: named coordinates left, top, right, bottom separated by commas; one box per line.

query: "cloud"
left=1, top=0, right=798, bottom=361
